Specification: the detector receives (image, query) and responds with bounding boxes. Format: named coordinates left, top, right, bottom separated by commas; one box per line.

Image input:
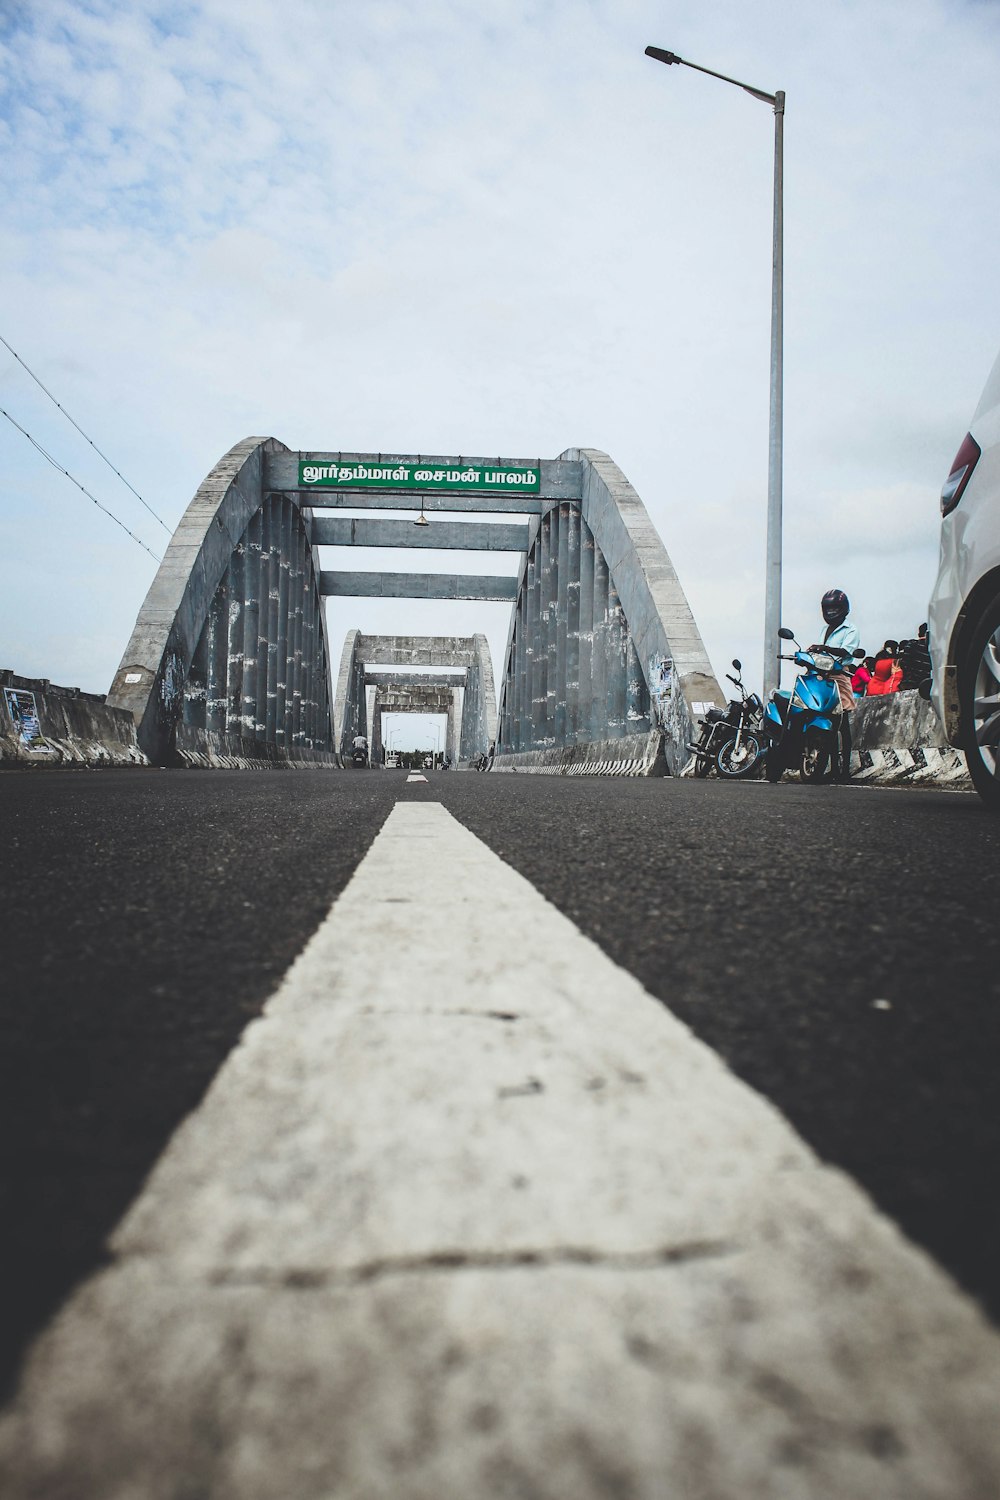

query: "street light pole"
left=645, top=46, right=784, bottom=702
left=765, top=90, right=785, bottom=706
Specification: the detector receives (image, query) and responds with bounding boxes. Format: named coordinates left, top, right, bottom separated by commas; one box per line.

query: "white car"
left=928, top=344, right=1000, bottom=809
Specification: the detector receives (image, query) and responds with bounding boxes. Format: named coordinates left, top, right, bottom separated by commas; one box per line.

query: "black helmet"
left=821, top=588, right=849, bottom=626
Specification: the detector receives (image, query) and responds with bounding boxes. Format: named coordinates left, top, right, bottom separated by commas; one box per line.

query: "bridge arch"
left=495, top=448, right=721, bottom=773
left=108, top=438, right=335, bottom=765
left=110, top=440, right=719, bottom=772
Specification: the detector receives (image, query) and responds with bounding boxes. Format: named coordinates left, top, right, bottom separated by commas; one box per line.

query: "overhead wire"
left=1, top=407, right=162, bottom=564
left=0, top=331, right=172, bottom=535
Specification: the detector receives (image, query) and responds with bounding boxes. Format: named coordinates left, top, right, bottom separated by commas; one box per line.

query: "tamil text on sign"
left=299, top=461, right=540, bottom=492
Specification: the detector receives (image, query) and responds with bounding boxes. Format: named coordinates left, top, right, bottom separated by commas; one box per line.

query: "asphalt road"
left=2, top=767, right=998, bottom=1398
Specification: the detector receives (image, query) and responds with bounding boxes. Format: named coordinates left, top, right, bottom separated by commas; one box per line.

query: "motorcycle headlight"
left=813, top=653, right=834, bottom=671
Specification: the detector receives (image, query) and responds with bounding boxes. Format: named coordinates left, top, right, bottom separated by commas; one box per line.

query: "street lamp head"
left=645, top=45, right=682, bottom=66
left=644, top=44, right=778, bottom=107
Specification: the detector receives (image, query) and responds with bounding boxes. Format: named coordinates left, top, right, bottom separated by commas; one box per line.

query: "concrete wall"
left=1, top=671, right=146, bottom=768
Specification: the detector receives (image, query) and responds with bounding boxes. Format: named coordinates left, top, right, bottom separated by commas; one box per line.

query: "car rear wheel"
left=961, top=592, right=1000, bottom=810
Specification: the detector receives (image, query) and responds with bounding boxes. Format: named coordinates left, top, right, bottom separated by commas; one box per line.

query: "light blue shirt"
left=823, top=620, right=861, bottom=666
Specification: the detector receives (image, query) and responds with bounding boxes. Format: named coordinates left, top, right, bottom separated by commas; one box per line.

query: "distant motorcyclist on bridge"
left=818, top=588, right=861, bottom=781
left=351, top=733, right=369, bottom=768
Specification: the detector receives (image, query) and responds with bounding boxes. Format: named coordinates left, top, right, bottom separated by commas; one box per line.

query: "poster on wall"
left=3, top=686, right=50, bottom=750
left=648, top=655, right=674, bottom=728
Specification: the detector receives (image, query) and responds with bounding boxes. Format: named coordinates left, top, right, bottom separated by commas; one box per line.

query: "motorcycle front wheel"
left=717, top=734, right=762, bottom=779
left=800, top=730, right=830, bottom=783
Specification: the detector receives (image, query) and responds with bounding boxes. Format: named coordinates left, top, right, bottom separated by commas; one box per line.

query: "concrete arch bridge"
left=109, top=439, right=722, bottom=772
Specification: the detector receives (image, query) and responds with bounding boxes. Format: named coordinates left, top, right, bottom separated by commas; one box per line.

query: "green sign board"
left=298, top=460, right=540, bottom=493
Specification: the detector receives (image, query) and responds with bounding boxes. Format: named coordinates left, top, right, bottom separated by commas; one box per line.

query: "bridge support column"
left=371, top=695, right=384, bottom=764
left=446, top=693, right=459, bottom=764
left=303, top=567, right=317, bottom=746
left=591, top=550, right=609, bottom=741
left=565, top=504, right=581, bottom=744
left=519, top=557, right=532, bottom=750
left=514, top=582, right=527, bottom=750
left=626, top=635, right=650, bottom=733
left=184, top=631, right=207, bottom=731
left=577, top=519, right=594, bottom=743
left=607, top=576, right=626, bottom=737
left=254, top=503, right=269, bottom=739
left=545, top=508, right=558, bottom=739
left=530, top=545, right=545, bottom=749
left=555, top=502, right=569, bottom=744
left=205, top=572, right=228, bottom=735
left=275, top=499, right=291, bottom=745
left=241, top=512, right=261, bottom=736
left=290, top=528, right=304, bottom=744
left=227, top=542, right=246, bottom=734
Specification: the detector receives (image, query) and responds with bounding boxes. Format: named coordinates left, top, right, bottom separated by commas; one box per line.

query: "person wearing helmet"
left=819, top=589, right=861, bottom=780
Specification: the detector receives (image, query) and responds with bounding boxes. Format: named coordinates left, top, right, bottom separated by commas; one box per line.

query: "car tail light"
left=941, top=432, right=982, bottom=515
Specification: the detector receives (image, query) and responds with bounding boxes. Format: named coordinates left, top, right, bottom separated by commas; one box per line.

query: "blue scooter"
left=763, top=627, right=860, bottom=783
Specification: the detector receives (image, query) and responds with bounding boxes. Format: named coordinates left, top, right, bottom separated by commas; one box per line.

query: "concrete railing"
left=492, top=728, right=668, bottom=777
left=1, top=671, right=146, bottom=767
left=849, top=692, right=970, bottom=786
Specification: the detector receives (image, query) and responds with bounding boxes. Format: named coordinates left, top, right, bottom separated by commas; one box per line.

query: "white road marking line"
left=405, top=772, right=427, bottom=782
left=3, top=801, right=1000, bottom=1498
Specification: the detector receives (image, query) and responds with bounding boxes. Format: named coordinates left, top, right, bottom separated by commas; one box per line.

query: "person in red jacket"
left=867, top=644, right=903, bottom=696
left=851, top=656, right=875, bottom=696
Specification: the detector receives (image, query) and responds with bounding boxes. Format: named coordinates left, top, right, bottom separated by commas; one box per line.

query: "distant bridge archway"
left=335, top=632, right=496, bottom=767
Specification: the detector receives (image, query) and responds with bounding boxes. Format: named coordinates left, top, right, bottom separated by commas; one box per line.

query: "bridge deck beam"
left=310, top=518, right=528, bottom=551
left=321, top=573, right=517, bottom=601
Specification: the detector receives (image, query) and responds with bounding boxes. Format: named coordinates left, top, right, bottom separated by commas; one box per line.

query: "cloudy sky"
left=3, top=0, right=1000, bottom=744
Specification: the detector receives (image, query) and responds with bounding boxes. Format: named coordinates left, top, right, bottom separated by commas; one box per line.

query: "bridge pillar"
left=590, top=550, right=609, bottom=742
left=565, top=503, right=581, bottom=745
left=553, top=504, right=567, bottom=744
left=578, top=520, right=594, bottom=744
left=544, top=508, right=557, bottom=739
left=530, top=545, right=545, bottom=749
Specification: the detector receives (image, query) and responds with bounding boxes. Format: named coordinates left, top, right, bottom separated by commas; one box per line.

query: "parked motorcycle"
left=763, top=628, right=862, bottom=783
left=687, top=660, right=765, bottom=779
